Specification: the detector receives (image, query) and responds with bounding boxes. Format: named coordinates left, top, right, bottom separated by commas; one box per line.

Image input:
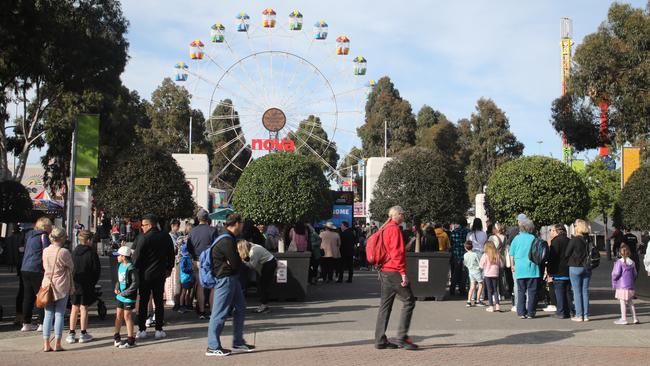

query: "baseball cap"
left=516, top=213, right=528, bottom=222
left=197, top=208, right=210, bottom=221
left=116, top=246, right=132, bottom=257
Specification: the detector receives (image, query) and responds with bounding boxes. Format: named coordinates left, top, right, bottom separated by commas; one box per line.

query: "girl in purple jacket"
left=612, top=244, right=639, bottom=325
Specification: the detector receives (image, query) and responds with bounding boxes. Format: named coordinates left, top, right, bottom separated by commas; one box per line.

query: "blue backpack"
left=199, top=233, right=231, bottom=289
left=179, top=255, right=194, bottom=285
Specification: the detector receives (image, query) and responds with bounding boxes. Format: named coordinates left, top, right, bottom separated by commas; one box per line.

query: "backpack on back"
left=583, top=237, right=601, bottom=270
left=365, top=228, right=388, bottom=267
left=179, top=255, right=194, bottom=285
left=528, top=237, right=549, bottom=265
left=199, top=233, right=230, bottom=289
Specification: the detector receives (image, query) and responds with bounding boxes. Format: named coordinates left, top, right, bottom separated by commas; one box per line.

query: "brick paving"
left=1, top=257, right=649, bottom=365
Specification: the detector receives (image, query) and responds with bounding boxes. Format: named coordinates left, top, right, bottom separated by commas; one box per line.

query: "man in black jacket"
left=133, top=214, right=174, bottom=340
left=338, top=221, right=357, bottom=283
left=206, top=213, right=255, bottom=357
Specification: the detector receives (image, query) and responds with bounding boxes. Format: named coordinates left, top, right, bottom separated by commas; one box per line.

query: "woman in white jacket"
left=237, top=240, right=277, bottom=313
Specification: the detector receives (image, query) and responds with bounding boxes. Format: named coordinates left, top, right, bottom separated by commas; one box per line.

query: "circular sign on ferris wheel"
left=262, top=108, right=286, bottom=132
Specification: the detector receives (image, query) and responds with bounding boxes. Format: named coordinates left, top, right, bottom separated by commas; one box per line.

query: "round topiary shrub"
left=369, top=147, right=469, bottom=224
left=232, top=153, right=331, bottom=225
left=94, top=146, right=195, bottom=220
left=0, top=180, right=33, bottom=223
left=620, top=165, right=650, bottom=230
left=485, top=156, right=590, bottom=226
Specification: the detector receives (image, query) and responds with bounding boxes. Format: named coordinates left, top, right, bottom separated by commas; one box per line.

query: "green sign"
left=75, top=114, right=100, bottom=178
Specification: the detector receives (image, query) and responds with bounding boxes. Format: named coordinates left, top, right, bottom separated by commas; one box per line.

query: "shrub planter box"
left=269, top=252, right=311, bottom=301
left=406, top=252, right=450, bottom=301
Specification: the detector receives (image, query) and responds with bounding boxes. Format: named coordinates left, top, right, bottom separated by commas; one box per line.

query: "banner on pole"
left=622, top=147, right=641, bottom=187
left=75, top=114, right=100, bottom=178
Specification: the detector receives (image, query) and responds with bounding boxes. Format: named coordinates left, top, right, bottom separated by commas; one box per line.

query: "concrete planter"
left=406, top=252, right=450, bottom=301
left=269, top=252, right=311, bottom=301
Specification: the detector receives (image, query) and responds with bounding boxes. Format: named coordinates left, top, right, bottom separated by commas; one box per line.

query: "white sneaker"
left=510, top=306, right=517, bottom=312
left=79, top=333, right=93, bottom=343
left=20, top=324, right=38, bottom=332
left=145, top=316, right=154, bottom=327
left=65, top=332, right=76, bottom=344
left=135, top=330, right=147, bottom=339
left=486, top=306, right=494, bottom=312
left=154, top=330, right=166, bottom=340
left=36, top=324, right=43, bottom=332
left=543, top=305, right=557, bottom=312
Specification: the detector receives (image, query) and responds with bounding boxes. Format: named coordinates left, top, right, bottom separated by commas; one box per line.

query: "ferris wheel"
left=173, top=7, right=373, bottom=191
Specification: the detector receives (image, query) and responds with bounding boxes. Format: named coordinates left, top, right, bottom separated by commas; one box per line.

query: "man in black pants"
left=339, top=222, right=357, bottom=283
left=133, top=214, right=175, bottom=340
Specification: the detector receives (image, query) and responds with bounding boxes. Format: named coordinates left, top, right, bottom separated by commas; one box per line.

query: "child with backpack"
left=179, top=244, right=195, bottom=313
left=480, top=241, right=503, bottom=312
left=114, top=246, right=138, bottom=348
left=612, top=244, right=639, bottom=325
left=464, top=241, right=484, bottom=307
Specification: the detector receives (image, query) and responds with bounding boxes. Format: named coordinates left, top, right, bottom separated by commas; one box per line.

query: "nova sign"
left=251, top=139, right=296, bottom=151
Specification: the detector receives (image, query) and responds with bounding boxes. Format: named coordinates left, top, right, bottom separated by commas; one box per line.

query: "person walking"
left=186, top=209, right=217, bottom=319
left=133, top=214, right=175, bottom=340
left=319, top=222, right=341, bottom=283
left=237, top=240, right=277, bottom=313
left=547, top=224, right=572, bottom=319
left=566, top=219, right=592, bottom=322
left=374, top=206, right=418, bottom=350
left=20, top=217, right=53, bottom=332
left=339, top=221, right=357, bottom=283
left=450, top=221, right=470, bottom=296
left=509, top=219, right=540, bottom=319
left=41, top=227, right=74, bottom=352
left=206, top=214, right=255, bottom=357
left=66, top=230, right=101, bottom=344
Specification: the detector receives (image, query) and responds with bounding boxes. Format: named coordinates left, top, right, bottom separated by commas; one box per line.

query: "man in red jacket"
left=374, top=206, right=418, bottom=350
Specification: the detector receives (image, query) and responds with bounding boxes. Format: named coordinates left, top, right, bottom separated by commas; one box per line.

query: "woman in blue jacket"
left=20, top=217, right=53, bottom=332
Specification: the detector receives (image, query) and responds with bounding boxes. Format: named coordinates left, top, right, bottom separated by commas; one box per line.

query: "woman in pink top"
left=479, top=241, right=503, bottom=312
left=41, top=227, right=74, bottom=352
left=289, top=222, right=309, bottom=252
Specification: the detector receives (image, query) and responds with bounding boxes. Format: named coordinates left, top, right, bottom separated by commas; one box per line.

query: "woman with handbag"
left=40, top=227, right=74, bottom=352
left=20, top=217, right=53, bottom=332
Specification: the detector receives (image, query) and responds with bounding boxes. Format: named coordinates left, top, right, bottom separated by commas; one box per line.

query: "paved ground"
left=1, top=256, right=649, bottom=365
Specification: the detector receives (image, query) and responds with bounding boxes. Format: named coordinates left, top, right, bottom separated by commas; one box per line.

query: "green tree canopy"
left=557, top=2, right=650, bottom=156
left=287, top=115, right=339, bottom=176
left=550, top=94, right=601, bottom=151
left=416, top=119, right=462, bottom=163
left=94, top=146, right=195, bottom=220
left=232, top=153, right=331, bottom=225
left=620, top=165, right=650, bottom=230
left=459, top=98, right=524, bottom=198
left=0, top=180, right=33, bottom=223
left=357, top=77, right=416, bottom=157
left=139, top=78, right=211, bottom=156
left=584, top=159, right=620, bottom=222
left=1, top=0, right=129, bottom=182
left=208, top=99, right=251, bottom=191
left=369, top=147, right=469, bottom=225
left=485, top=156, right=590, bottom=227
left=41, top=87, right=149, bottom=192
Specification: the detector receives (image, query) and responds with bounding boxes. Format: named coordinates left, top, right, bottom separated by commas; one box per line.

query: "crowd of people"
left=4, top=204, right=650, bottom=355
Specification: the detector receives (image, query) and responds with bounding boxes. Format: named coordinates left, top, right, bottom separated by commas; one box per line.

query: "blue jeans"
left=43, top=296, right=68, bottom=340
left=569, top=267, right=591, bottom=317
left=516, top=278, right=538, bottom=317
left=553, top=279, right=572, bottom=318
left=207, top=276, right=246, bottom=350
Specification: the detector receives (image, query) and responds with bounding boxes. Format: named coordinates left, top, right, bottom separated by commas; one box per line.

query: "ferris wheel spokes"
left=284, top=125, right=342, bottom=179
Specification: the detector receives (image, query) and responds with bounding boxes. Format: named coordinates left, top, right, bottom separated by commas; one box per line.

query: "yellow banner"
left=622, top=147, right=641, bottom=187
left=74, top=177, right=91, bottom=186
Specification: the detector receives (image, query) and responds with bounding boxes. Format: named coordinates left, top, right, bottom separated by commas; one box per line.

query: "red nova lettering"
left=251, top=139, right=296, bottom=151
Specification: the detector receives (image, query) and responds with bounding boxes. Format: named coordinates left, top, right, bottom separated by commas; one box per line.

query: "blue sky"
left=116, top=0, right=646, bottom=163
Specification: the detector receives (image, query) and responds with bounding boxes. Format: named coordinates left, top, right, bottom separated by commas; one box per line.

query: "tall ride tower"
left=560, top=17, right=574, bottom=165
